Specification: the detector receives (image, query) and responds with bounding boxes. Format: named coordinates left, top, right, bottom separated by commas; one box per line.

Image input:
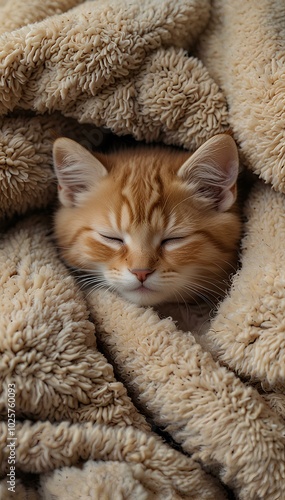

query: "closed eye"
left=161, top=237, right=185, bottom=246
left=99, top=234, right=124, bottom=244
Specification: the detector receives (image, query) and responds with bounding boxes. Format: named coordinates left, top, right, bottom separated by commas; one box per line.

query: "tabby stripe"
left=147, top=172, right=164, bottom=222
left=198, top=230, right=234, bottom=254
left=68, top=226, right=91, bottom=247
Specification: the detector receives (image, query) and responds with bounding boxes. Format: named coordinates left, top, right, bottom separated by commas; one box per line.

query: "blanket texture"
left=1, top=0, right=285, bottom=498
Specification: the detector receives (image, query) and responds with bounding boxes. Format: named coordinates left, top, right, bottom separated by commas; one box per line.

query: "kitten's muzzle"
left=129, top=268, right=154, bottom=283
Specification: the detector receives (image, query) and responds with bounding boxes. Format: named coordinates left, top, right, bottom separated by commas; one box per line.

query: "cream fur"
left=1, top=0, right=285, bottom=498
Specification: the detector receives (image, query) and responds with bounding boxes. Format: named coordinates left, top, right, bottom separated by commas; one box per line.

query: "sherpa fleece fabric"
left=0, top=0, right=285, bottom=499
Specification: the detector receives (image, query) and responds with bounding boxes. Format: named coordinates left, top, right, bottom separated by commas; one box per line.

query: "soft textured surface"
left=197, top=0, right=285, bottom=191
left=1, top=0, right=285, bottom=498
left=208, top=181, right=285, bottom=393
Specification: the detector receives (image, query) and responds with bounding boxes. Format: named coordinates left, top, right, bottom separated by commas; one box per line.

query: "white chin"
left=121, top=288, right=165, bottom=306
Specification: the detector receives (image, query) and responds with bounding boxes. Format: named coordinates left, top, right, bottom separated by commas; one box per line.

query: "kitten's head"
left=53, top=135, right=241, bottom=306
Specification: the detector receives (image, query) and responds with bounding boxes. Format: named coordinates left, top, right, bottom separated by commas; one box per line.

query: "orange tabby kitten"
left=53, top=134, right=241, bottom=306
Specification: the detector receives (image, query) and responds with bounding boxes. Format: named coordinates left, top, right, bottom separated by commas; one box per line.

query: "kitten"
left=53, top=134, right=241, bottom=306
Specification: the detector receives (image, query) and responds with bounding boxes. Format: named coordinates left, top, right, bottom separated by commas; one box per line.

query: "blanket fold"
left=88, top=288, right=285, bottom=499
left=197, top=0, right=285, bottom=192
left=208, top=182, right=285, bottom=395
left=1, top=0, right=285, bottom=498
left=0, top=421, right=227, bottom=499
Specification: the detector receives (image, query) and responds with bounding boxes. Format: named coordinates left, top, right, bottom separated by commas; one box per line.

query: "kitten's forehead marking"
left=120, top=203, right=131, bottom=232
left=165, top=214, right=177, bottom=232
left=108, top=208, right=131, bottom=235
left=108, top=210, right=118, bottom=230
left=120, top=167, right=164, bottom=224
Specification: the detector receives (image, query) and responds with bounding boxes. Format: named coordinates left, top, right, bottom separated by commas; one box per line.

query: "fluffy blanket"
left=1, top=0, right=285, bottom=498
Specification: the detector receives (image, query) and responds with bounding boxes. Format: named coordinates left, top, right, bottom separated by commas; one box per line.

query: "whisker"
left=179, top=281, right=219, bottom=308
left=209, top=259, right=238, bottom=274
left=184, top=278, right=228, bottom=296
left=171, top=283, right=205, bottom=311
left=84, top=282, right=109, bottom=299
left=182, top=281, right=221, bottom=297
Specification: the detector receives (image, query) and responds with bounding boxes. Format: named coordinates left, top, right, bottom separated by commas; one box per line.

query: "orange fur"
left=53, top=136, right=241, bottom=306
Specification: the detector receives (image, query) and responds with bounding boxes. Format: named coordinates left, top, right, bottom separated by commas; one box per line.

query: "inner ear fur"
left=177, top=134, right=239, bottom=212
left=53, top=137, right=108, bottom=207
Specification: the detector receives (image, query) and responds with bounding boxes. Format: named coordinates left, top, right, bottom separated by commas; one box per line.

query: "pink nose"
left=130, top=268, right=154, bottom=283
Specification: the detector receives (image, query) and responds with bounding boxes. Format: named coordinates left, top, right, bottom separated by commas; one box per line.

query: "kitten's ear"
left=53, top=138, right=107, bottom=207
left=178, top=134, right=239, bottom=212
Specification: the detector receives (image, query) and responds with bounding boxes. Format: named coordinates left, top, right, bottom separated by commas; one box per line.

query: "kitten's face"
left=53, top=135, right=241, bottom=306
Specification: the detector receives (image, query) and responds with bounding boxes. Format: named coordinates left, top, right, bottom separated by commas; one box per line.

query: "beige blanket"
left=1, top=0, right=285, bottom=498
